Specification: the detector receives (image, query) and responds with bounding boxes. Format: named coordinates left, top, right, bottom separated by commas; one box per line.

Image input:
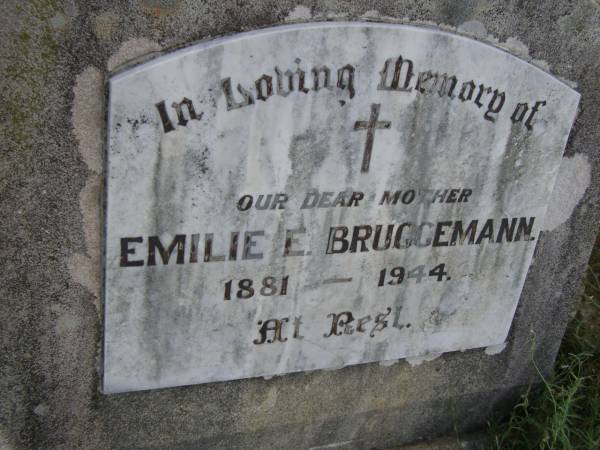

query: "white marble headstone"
left=103, top=22, right=579, bottom=393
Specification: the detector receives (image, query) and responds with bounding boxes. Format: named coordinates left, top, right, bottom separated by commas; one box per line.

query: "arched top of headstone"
left=112, top=22, right=574, bottom=92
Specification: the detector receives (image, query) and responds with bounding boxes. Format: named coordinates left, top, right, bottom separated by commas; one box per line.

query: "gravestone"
left=104, top=23, right=578, bottom=393
left=3, top=3, right=600, bottom=450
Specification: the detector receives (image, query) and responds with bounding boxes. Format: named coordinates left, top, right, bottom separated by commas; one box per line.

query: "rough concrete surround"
left=2, top=1, right=600, bottom=449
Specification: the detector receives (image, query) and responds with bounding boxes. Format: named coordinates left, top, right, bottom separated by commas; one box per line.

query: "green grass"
left=491, top=236, right=600, bottom=449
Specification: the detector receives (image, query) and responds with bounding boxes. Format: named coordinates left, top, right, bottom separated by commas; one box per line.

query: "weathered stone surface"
left=2, top=1, right=600, bottom=449
left=104, top=23, right=578, bottom=393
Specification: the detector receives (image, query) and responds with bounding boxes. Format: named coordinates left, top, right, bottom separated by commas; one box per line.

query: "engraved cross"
left=354, top=103, right=391, bottom=173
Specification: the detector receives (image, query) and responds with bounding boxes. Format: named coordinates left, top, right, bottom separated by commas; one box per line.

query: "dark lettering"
left=394, top=223, right=413, bottom=248
left=437, top=74, right=458, bottom=98
left=255, top=75, right=273, bottom=101
left=237, top=194, right=253, bottom=211
left=204, top=233, right=225, bottom=262
left=415, top=71, right=438, bottom=94
left=155, top=100, right=175, bottom=133
left=377, top=56, right=414, bottom=92
left=243, top=231, right=264, bottom=260
left=350, top=225, right=372, bottom=252
left=416, top=222, right=434, bottom=247
left=450, top=220, right=478, bottom=245
left=496, top=218, right=517, bottom=243
left=370, top=307, right=391, bottom=337
left=373, top=225, right=394, bottom=251
left=324, top=312, right=354, bottom=337
left=221, top=77, right=254, bottom=110
left=431, top=189, right=448, bottom=203
left=474, top=84, right=492, bottom=108
left=284, top=228, right=306, bottom=257
left=484, top=90, right=506, bottom=122
left=301, top=192, right=319, bottom=209
left=312, top=66, right=331, bottom=91
left=120, top=237, right=144, bottom=267
left=524, top=101, right=547, bottom=130
left=148, top=234, right=186, bottom=265
left=356, top=315, right=371, bottom=333
left=458, top=189, right=472, bottom=202
left=171, top=97, right=202, bottom=126
left=271, top=193, right=288, bottom=209
left=348, top=191, right=364, bottom=206
left=515, top=216, right=535, bottom=241
left=229, top=232, right=239, bottom=260
left=446, top=189, right=459, bottom=203
left=459, top=81, right=476, bottom=101
left=253, top=318, right=289, bottom=344
left=380, top=190, right=401, bottom=205
left=337, top=64, right=355, bottom=99
left=475, top=219, right=495, bottom=244
left=402, top=190, right=415, bottom=204
left=332, top=191, right=347, bottom=207
left=255, top=194, right=272, bottom=210
left=293, top=316, right=304, bottom=339
left=511, top=103, right=529, bottom=124
left=326, top=226, right=349, bottom=254
left=318, top=192, right=334, bottom=208
left=190, top=233, right=199, bottom=263
left=284, top=67, right=309, bottom=93
left=433, top=222, right=452, bottom=247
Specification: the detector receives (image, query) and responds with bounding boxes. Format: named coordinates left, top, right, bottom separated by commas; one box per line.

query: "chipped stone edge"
left=406, top=353, right=443, bottom=367
left=484, top=342, right=507, bottom=356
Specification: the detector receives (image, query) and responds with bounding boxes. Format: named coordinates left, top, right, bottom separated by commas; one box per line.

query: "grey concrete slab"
left=1, top=1, right=599, bottom=449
